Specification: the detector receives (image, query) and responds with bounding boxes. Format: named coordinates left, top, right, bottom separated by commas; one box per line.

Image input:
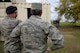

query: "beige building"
left=0, top=0, right=51, bottom=22
left=0, top=0, right=51, bottom=41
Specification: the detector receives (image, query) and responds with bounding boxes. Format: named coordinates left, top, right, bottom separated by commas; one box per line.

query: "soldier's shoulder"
left=40, top=20, right=50, bottom=26
left=18, top=21, right=26, bottom=27
left=41, top=21, right=56, bottom=28
left=15, top=19, right=21, bottom=21
left=12, top=19, right=22, bottom=24
left=0, top=19, right=3, bottom=27
left=17, top=19, right=22, bottom=23
left=0, top=18, right=5, bottom=24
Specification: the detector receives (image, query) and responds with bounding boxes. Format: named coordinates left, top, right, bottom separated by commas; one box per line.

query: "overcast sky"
left=26, top=0, right=60, bottom=20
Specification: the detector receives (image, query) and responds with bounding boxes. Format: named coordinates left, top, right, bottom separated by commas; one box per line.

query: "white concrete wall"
left=0, top=2, right=12, bottom=19
left=42, top=3, right=51, bottom=23
left=12, top=0, right=26, bottom=3
left=0, top=2, right=51, bottom=23
left=46, top=3, right=51, bottom=23
left=17, top=7, right=27, bottom=21
left=16, top=3, right=51, bottom=23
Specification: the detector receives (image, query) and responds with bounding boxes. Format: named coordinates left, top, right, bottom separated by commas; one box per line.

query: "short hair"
left=6, top=6, right=17, bottom=14
left=31, top=9, right=42, bottom=15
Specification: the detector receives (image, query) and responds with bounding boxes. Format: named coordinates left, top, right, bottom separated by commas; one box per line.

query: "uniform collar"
left=6, top=16, right=16, bottom=19
left=30, top=15, right=41, bottom=19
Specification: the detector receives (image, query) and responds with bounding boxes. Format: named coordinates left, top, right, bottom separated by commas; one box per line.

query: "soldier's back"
left=20, top=15, right=49, bottom=53
left=0, top=17, right=21, bottom=49
left=0, top=17, right=20, bottom=38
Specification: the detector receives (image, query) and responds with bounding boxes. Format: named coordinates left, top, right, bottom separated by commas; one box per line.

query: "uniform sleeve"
left=48, top=24, right=64, bottom=51
left=9, top=24, right=22, bottom=51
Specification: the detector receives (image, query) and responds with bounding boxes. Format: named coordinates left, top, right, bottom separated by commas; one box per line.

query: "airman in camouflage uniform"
left=10, top=3, right=64, bottom=53
left=0, top=6, right=22, bottom=53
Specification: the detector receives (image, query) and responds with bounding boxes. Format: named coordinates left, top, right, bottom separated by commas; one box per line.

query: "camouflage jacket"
left=0, top=16, right=21, bottom=48
left=10, top=15, right=64, bottom=53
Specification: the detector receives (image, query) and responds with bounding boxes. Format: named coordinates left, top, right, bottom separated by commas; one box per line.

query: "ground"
left=50, top=23, right=80, bottom=53
left=0, top=22, right=80, bottom=53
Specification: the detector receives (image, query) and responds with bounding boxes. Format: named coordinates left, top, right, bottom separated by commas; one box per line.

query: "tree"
left=54, top=0, right=68, bottom=26
left=55, top=0, right=80, bottom=23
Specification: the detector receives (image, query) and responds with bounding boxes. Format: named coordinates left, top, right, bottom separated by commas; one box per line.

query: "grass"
left=60, top=22, right=80, bottom=26
left=0, top=22, right=80, bottom=53
left=0, top=41, right=4, bottom=53
left=49, top=23, right=80, bottom=53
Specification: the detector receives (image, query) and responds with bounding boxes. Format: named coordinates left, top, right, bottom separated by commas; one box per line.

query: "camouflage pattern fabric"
left=10, top=15, right=64, bottom=53
left=0, top=16, right=21, bottom=53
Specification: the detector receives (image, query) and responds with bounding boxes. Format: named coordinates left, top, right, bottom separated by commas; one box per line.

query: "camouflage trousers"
left=4, top=45, right=21, bottom=53
left=4, top=42, right=22, bottom=53
left=24, top=51, right=49, bottom=53
left=24, top=49, right=49, bottom=53
left=4, top=48, right=21, bottom=53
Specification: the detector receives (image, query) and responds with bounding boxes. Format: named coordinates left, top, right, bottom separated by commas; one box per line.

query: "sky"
left=26, top=0, right=64, bottom=20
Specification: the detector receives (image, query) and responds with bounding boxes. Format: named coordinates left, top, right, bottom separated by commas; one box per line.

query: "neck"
left=8, top=16, right=15, bottom=18
left=7, top=15, right=16, bottom=19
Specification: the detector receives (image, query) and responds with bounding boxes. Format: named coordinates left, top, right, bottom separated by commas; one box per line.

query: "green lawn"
left=60, top=22, right=80, bottom=26
left=0, top=41, right=4, bottom=53
left=0, top=22, right=80, bottom=53
left=49, top=23, right=80, bottom=53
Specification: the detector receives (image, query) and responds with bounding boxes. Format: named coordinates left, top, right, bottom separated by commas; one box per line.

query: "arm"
left=48, top=25, right=64, bottom=51
left=9, top=24, right=22, bottom=51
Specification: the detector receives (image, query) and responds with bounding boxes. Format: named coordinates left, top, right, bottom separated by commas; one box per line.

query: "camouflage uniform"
left=10, top=15, right=64, bottom=53
left=0, top=16, right=22, bottom=53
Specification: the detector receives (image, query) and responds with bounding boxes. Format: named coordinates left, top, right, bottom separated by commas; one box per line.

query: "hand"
left=47, top=47, right=51, bottom=53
